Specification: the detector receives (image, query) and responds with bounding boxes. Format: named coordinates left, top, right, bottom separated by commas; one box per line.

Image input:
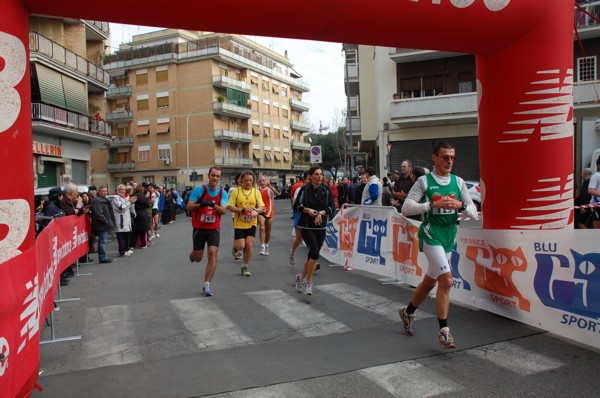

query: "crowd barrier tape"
left=0, top=216, right=89, bottom=397
left=321, top=205, right=600, bottom=350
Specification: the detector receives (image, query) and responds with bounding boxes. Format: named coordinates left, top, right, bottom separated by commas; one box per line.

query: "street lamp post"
left=186, top=100, right=216, bottom=182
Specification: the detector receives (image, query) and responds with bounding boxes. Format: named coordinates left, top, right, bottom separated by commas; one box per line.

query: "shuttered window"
left=37, top=161, right=58, bottom=188
left=34, top=64, right=88, bottom=114
left=71, top=160, right=87, bottom=185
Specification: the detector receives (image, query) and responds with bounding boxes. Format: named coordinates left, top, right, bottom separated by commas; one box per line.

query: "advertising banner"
left=322, top=205, right=600, bottom=349
left=0, top=216, right=89, bottom=397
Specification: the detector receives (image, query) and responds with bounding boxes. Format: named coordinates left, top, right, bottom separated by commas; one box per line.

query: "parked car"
left=464, top=180, right=481, bottom=211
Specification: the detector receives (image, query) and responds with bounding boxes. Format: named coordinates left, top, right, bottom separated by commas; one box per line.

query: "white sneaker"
left=264, top=245, right=269, bottom=256
left=295, top=274, right=304, bottom=293
left=155, top=233, right=160, bottom=238
left=303, top=283, right=313, bottom=295
left=125, top=249, right=134, bottom=256
left=260, top=245, right=266, bottom=255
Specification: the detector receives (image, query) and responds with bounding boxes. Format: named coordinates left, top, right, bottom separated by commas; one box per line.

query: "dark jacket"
left=91, top=195, right=115, bottom=232
left=293, top=184, right=336, bottom=230
left=42, top=199, right=65, bottom=224
left=132, top=194, right=151, bottom=232
left=61, top=195, right=83, bottom=216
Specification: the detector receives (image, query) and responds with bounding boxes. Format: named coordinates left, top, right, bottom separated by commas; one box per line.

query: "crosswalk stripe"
left=81, top=305, right=142, bottom=369
left=358, top=361, right=464, bottom=397
left=464, top=341, right=565, bottom=375
left=316, top=282, right=435, bottom=321
left=247, top=290, right=352, bottom=337
left=170, top=297, right=254, bottom=351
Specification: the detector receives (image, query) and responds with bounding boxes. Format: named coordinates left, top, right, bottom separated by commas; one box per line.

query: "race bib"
left=241, top=214, right=254, bottom=222
left=431, top=195, right=456, bottom=215
left=201, top=215, right=216, bottom=223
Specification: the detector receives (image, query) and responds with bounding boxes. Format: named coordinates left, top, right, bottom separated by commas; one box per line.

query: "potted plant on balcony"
left=217, top=95, right=225, bottom=103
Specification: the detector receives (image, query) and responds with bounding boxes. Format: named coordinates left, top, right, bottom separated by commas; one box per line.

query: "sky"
left=108, top=24, right=347, bottom=133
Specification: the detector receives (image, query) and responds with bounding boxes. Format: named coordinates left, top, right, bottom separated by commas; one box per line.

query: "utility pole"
left=343, top=44, right=355, bottom=177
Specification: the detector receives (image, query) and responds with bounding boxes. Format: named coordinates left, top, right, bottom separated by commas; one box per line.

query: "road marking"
left=228, top=384, right=310, bottom=397
left=316, top=283, right=435, bottom=321
left=170, top=297, right=253, bottom=351
left=465, top=341, right=565, bottom=375
left=247, top=290, right=351, bottom=337
left=358, top=361, right=464, bottom=397
left=81, top=305, right=142, bottom=369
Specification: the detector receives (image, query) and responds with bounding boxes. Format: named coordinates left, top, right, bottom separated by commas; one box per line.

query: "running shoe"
left=438, top=327, right=456, bottom=349
left=232, top=248, right=242, bottom=260
left=260, top=245, right=266, bottom=255
left=203, top=284, right=213, bottom=297
left=398, top=306, right=415, bottom=336
left=303, top=283, right=313, bottom=296
left=264, top=245, right=269, bottom=256
left=289, top=251, right=295, bottom=266
left=241, top=265, right=251, bottom=277
left=295, top=274, right=304, bottom=292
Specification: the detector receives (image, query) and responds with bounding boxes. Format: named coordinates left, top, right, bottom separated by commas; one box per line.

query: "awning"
left=136, top=125, right=149, bottom=135
left=253, top=150, right=261, bottom=160
left=62, top=74, right=88, bottom=115
left=156, top=123, right=170, bottom=134
left=35, top=64, right=66, bottom=109
left=274, top=153, right=282, bottom=161
left=252, top=127, right=259, bottom=135
left=264, top=152, right=272, bottom=160
left=283, top=154, right=290, bottom=162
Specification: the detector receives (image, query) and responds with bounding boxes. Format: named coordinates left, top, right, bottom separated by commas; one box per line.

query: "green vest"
left=423, top=173, right=461, bottom=227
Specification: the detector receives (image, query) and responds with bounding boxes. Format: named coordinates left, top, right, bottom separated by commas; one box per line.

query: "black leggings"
left=300, top=229, right=326, bottom=260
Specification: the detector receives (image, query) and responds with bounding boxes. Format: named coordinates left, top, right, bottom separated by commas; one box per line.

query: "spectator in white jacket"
left=112, top=184, right=137, bottom=257
left=361, top=167, right=383, bottom=206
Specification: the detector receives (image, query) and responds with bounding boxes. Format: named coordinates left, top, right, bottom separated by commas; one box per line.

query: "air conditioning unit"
left=163, top=158, right=171, bottom=165
left=383, top=123, right=390, bottom=131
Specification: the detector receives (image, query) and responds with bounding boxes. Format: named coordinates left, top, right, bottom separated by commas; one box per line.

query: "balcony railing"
left=29, top=32, right=110, bottom=88
left=576, top=2, right=600, bottom=30
left=110, top=137, right=134, bottom=147
left=292, top=162, right=310, bottom=170
left=214, top=130, right=252, bottom=142
left=213, top=75, right=251, bottom=92
left=390, top=92, right=477, bottom=127
left=105, top=110, right=133, bottom=123
left=214, top=157, right=252, bottom=166
left=344, top=64, right=359, bottom=79
left=213, top=102, right=252, bottom=119
left=104, top=37, right=310, bottom=92
left=574, top=80, right=600, bottom=107
left=290, top=120, right=311, bottom=132
left=345, top=117, right=362, bottom=132
left=31, top=102, right=113, bottom=138
left=107, top=162, right=135, bottom=171
left=106, top=85, right=132, bottom=99
left=289, top=98, right=310, bottom=112
left=388, top=48, right=465, bottom=63
left=291, top=140, right=311, bottom=150
left=82, top=20, right=110, bottom=40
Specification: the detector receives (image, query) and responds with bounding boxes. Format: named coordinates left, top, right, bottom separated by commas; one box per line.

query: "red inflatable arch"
left=0, top=0, right=575, bottom=395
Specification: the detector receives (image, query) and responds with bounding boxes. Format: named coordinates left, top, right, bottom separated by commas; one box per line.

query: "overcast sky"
left=108, top=24, right=347, bottom=133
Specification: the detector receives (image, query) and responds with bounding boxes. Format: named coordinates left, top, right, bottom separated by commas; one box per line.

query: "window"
left=263, top=127, right=270, bottom=137
left=138, top=146, right=150, bottom=162
left=262, top=81, right=269, bottom=92
left=263, top=104, right=270, bottom=115
left=136, top=73, right=148, bottom=85
left=345, top=49, right=358, bottom=64
left=272, top=106, right=279, bottom=117
left=273, top=128, right=280, bottom=140
left=116, top=126, right=129, bottom=138
left=251, top=100, right=259, bottom=112
left=222, top=145, right=231, bottom=158
left=142, top=176, right=154, bottom=183
left=281, top=87, right=287, bottom=97
left=578, top=56, right=597, bottom=81
left=156, top=69, right=168, bottom=82
left=252, top=127, right=260, bottom=135
left=272, top=86, right=279, bottom=95
left=251, top=76, right=258, bottom=87
left=158, top=144, right=171, bottom=161
left=282, top=109, right=288, bottom=118
left=137, top=99, right=149, bottom=111
left=156, top=96, right=169, bottom=108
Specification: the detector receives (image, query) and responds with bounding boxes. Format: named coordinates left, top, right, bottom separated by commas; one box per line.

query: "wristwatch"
left=460, top=201, right=466, bottom=211
left=429, top=201, right=435, bottom=209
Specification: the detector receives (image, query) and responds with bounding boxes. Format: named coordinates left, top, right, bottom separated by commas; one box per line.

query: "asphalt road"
left=33, top=200, right=599, bottom=398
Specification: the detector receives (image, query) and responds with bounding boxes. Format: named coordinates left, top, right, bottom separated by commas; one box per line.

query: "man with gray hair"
left=112, top=184, right=137, bottom=256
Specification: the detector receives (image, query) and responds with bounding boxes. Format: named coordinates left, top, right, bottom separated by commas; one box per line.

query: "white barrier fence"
left=320, top=205, right=600, bottom=349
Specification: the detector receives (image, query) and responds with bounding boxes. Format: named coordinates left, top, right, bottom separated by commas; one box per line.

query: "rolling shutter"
left=71, top=160, right=87, bottom=185
left=37, top=161, right=58, bottom=188
left=62, top=75, right=88, bottom=115
left=35, top=64, right=67, bottom=109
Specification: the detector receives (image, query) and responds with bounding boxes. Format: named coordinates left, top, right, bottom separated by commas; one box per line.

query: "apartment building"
left=343, top=4, right=600, bottom=182
left=30, top=17, right=111, bottom=195
left=92, top=29, right=310, bottom=189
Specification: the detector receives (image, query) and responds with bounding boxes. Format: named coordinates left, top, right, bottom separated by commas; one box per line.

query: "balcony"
left=29, top=32, right=110, bottom=89
left=390, top=92, right=477, bottom=128
left=214, top=157, right=252, bottom=166
left=344, top=64, right=359, bottom=79
left=346, top=117, right=362, bottom=132
left=214, top=130, right=252, bottom=143
left=213, top=102, right=252, bottom=119
left=574, top=80, right=600, bottom=109
left=90, top=119, right=112, bottom=136
left=31, top=102, right=111, bottom=145
left=388, top=48, right=465, bottom=64
left=291, top=140, right=311, bottom=150
left=290, top=120, right=311, bottom=132
left=83, top=20, right=110, bottom=41
left=213, top=75, right=251, bottom=92
left=105, top=109, right=133, bottom=123
left=110, top=137, right=135, bottom=147
left=292, top=161, right=310, bottom=171
left=106, top=85, right=132, bottom=100
left=107, top=162, right=135, bottom=171
left=289, top=98, right=310, bottom=112
left=575, top=3, right=600, bottom=40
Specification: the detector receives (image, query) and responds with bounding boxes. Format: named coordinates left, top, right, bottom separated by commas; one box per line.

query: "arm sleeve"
left=457, top=178, right=479, bottom=219
left=220, top=190, right=229, bottom=206
left=326, top=187, right=336, bottom=216
left=364, top=183, right=379, bottom=205
left=189, top=186, right=203, bottom=203
left=401, top=177, right=431, bottom=217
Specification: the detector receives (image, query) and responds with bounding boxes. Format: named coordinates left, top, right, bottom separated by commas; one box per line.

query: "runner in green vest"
left=398, top=142, right=478, bottom=348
